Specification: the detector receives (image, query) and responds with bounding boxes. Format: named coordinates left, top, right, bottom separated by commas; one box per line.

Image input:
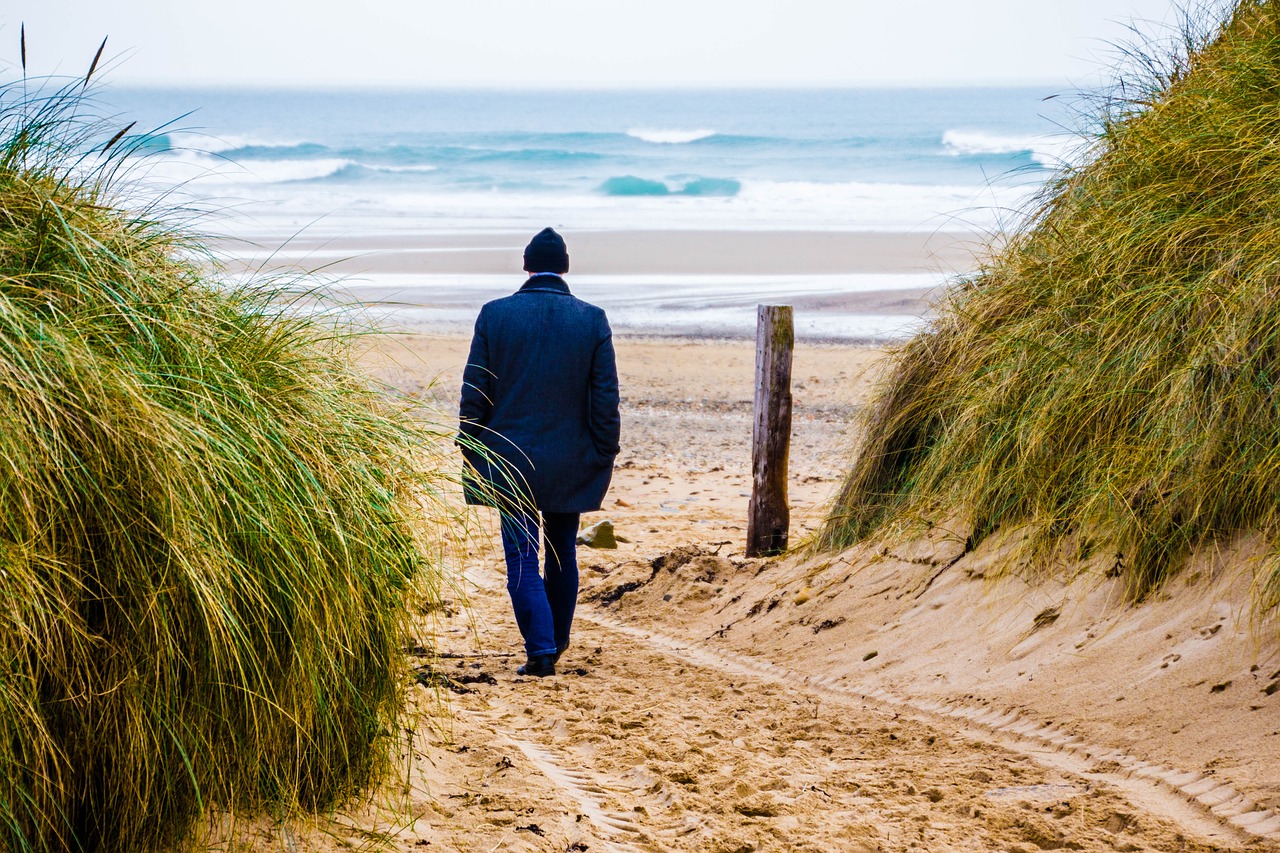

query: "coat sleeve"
left=459, top=311, right=493, bottom=445
left=588, top=319, right=621, bottom=460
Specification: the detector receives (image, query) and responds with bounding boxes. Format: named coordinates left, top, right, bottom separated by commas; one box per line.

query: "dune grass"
left=0, top=72, right=452, bottom=851
left=818, top=0, right=1280, bottom=613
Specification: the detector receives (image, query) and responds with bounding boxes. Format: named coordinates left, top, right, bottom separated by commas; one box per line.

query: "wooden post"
left=747, top=304, right=794, bottom=557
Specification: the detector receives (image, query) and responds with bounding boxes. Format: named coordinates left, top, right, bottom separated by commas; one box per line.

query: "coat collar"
left=518, top=274, right=570, bottom=295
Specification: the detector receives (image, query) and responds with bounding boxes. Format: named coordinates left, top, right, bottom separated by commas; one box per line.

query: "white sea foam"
left=143, top=151, right=354, bottom=186
left=732, top=179, right=1034, bottom=230
left=193, top=176, right=1037, bottom=240
left=140, top=137, right=1040, bottom=236
left=150, top=149, right=440, bottom=188
left=368, top=164, right=439, bottom=174
left=626, top=128, right=718, bottom=144
left=942, top=129, right=1038, bottom=155
left=941, top=129, right=1070, bottom=168
left=238, top=158, right=354, bottom=183
left=166, top=132, right=307, bottom=155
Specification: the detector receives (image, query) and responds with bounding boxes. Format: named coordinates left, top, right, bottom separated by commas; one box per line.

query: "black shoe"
left=517, top=654, right=556, bottom=678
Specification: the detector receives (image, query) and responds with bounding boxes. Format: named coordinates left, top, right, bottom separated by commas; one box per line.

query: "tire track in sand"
left=497, top=733, right=655, bottom=853
left=454, top=569, right=696, bottom=851
left=581, top=610, right=1277, bottom=848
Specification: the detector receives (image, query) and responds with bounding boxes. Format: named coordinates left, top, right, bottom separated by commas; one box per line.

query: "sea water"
left=100, top=87, right=1076, bottom=235
left=95, top=87, right=1080, bottom=339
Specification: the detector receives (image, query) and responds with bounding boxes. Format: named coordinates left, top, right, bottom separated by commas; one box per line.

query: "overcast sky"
left=6, top=1, right=1197, bottom=89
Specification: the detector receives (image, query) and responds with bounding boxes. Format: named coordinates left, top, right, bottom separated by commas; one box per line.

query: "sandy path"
left=215, top=333, right=1277, bottom=851
left=378, top=557, right=1253, bottom=852
left=232, top=333, right=1263, bottom=853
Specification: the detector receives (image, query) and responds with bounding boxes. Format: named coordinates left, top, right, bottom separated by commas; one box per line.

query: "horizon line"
left=88, top=79, right=1082, bottom=93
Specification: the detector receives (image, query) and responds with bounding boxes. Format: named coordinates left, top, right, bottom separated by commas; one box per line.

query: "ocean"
left=101, top=87, right=1075, bottom=236
left=94, top=87, right=1079, bottom=339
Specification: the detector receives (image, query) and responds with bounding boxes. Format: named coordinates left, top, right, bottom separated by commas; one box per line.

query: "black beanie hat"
left=523, top=227, right=570, bottom=274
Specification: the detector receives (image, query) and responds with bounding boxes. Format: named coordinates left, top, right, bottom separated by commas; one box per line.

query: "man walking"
left=459, top=227, right=621, bottom=677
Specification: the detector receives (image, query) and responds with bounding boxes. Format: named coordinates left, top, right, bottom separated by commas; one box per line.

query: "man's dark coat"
left=459, top=276, right=620, bottom=513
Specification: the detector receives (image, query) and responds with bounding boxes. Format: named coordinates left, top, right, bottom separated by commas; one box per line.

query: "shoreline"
left=219, top=228, right=978, bottom=343
left=214, top=228, right=988, bottom=277
left=311, top=275, right=940, bottom=343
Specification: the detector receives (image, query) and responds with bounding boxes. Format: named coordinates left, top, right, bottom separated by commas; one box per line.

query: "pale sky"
left=7, top=1, right=1197, bottom=89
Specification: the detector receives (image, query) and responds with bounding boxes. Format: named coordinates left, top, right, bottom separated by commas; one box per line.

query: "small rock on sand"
left=578, top=519, right=618, bottom=549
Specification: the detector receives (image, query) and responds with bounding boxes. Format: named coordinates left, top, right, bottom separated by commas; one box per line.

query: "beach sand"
left=214, top=228, right=987, bottom=276
left=219, top=228, right=984, bottom=343
left=208, top=326, right=1280, bottom=852
left=207, top=230, right=1280, bottom=850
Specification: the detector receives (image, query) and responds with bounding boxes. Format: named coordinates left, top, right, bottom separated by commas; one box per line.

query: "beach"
left=18, top=0, right=1280, bottom=842
left=214, top=318, right=1279, bottom=851
left=219, top=228, right=982, bottom=342
left=216, top=229, right=985, bottom=276
left=196, top=226, right=1280, bottom=850
left=130, top=83, right=1278, bottom=849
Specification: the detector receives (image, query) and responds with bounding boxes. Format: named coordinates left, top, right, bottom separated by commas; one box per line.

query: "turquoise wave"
left=598, top=175, right=742, bottom=197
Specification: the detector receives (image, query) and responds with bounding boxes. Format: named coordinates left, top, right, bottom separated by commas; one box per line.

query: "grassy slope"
left=819, top=0, right=1280, bottom=613
left=0, top=80, right=450, bottom=851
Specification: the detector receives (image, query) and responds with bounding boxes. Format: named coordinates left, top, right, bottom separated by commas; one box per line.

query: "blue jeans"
left=499, top=510, right=580, bottom=658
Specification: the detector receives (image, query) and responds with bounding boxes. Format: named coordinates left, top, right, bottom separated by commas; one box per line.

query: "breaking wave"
left=625, top=128, right=718, bottom=144
left=598, top=175, right=741, bottom=196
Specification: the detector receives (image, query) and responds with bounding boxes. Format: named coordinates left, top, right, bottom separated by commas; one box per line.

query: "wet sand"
left=214, top=228, right=988, bottom=276
left=218, top=228, right=985, bottom=342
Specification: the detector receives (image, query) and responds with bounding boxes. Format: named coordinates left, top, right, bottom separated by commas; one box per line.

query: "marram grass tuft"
left=819, top=0, right=1280, bottom=615
left=0, top=77, right=450, bottom=850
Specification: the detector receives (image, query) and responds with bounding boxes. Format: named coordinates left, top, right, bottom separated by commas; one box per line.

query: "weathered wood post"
left=747, top=304, right=794, bottom=557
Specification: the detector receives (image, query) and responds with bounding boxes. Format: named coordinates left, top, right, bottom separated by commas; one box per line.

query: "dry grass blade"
left=99, top=120, right=134, bottom=155
left=83, top=36, right=106, bottom=87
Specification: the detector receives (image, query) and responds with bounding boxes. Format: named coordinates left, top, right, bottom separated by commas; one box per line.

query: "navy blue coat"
left=459, top=276, right=620, bottom=513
